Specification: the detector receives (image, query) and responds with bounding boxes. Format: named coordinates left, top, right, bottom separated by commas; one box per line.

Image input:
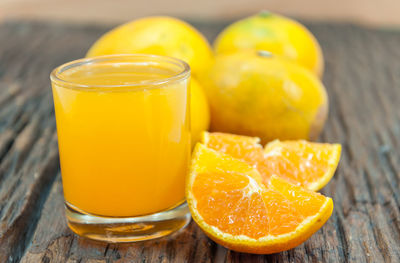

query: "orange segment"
left=268, top=175, right=327, bottom=218
left=202, top=132, right=341, bottom=191
left=264, top=140, right=341, bottom=190
left=202, top=132, right=263, bottom=163
left=262, top=189, right=303, bottom=236
left=194, top=172, right=269, bottom=239
left=191, top=138, right=263, bottom=184
left=187, top=144, right=333, bottom=254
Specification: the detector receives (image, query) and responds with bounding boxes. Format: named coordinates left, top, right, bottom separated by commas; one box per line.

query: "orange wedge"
left=203, top=132, right=341, bottom=191
left=186, top=144, right=333, bottom=254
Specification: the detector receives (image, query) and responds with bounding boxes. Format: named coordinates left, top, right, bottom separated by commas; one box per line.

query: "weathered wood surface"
left=0, top=20, right=400, bottom=262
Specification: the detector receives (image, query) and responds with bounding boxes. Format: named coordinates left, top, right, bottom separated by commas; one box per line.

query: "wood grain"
left=0, top=20, right=399, bottom=262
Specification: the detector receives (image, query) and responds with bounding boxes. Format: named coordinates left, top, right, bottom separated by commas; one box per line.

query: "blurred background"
left=0, top=0, right=398, bottom=27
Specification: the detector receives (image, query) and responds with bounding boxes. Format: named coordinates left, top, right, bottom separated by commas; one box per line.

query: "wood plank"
left=0, top=21, right=111, bottom=262
left=0, top=20, right=399, bottom=262
left=20, top=178, right=219, bottom=263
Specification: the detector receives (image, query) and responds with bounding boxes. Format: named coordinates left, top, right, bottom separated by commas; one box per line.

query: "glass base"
left=65, top=202, right=191, bottom=243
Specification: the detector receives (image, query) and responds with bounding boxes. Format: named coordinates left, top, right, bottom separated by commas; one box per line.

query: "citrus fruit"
left=214, top=11, right=324, bottom=76
left=191, top=79, right=210, bottom=145
left=86, top=17, right=212, bottom=144
left=86, top=16, right=213, bottom=78
left=186, top=144, right=333, bottom=254
left=203, top=132, right=341, bottom=191
left=203, top=51, right=328, bottom=143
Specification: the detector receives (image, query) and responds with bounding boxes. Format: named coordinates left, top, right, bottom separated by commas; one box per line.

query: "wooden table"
left=0, top=20, right=399, bottom=263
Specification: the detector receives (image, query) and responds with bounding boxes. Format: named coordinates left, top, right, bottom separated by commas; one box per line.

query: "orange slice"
left=203, top=132, right=341, bottom=191
left=186, top=144, right=333, bottom=254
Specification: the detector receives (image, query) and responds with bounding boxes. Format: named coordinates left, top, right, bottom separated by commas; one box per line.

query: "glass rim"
left=50, top=54, right=191, bottom=91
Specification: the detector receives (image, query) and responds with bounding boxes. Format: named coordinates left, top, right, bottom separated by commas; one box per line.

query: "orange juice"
left=51, top=56, right=190, bottom=217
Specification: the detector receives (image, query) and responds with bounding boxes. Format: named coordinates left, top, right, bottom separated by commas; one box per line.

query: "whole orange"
left=214, top=12, right=324, bottom=77
left=86, top=16, right=213, bottom=78
left=203, top=51, right=328, bottom=143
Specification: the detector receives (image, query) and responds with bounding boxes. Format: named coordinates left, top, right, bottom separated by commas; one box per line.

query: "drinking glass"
left=50, top=54, right=191, bottom=242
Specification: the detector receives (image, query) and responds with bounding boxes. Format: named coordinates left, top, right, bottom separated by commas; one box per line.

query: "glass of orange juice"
left=50, top=54, right=191, bottom=242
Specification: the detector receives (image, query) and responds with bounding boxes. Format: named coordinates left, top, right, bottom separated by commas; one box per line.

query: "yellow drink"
left=51, top=55, right=191, bottom=240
